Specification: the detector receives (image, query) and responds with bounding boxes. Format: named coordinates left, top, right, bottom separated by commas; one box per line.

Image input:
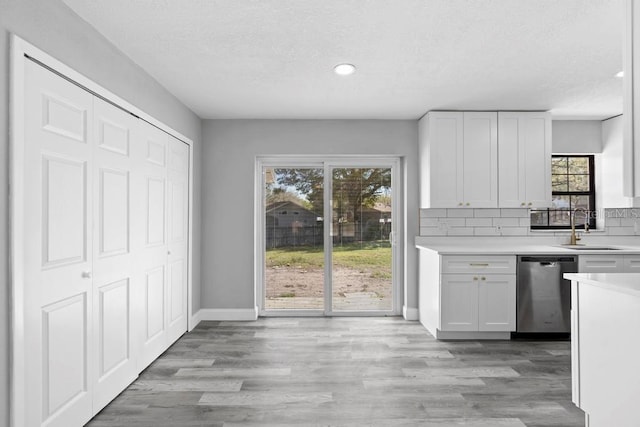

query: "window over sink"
left=530, top=155, right=596, bottom=230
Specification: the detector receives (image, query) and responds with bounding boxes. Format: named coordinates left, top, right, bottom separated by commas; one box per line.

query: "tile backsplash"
left=604, top=208, right=640, bottom=235
left=419, top=207, right=640, bottom=237
left=420, top=208, right=530, bottom=236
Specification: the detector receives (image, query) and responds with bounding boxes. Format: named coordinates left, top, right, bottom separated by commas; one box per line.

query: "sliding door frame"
left=256, top=156, right=402, bottom=317
left=9, top=35, right=195, bottom=427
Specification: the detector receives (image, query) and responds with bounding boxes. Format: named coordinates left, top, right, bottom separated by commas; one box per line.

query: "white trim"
left=197, top=308, right=259, bottom=321
left=190, top=310, right=203, bottom=329
left=9, top=34, right=27, bottom=427
left=9, top=35, right=196, bottom=426
left=403, top=305, right=419, bottom=321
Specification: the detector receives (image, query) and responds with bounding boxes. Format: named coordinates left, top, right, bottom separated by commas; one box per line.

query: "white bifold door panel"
left=91, top=97, right=138, bottom=412
left=136, top=121, right=170, bottom=371
left=20, top=58, right=190, bottom=426
left=167, top=136, right=189, bottom=344
left=24, top=58, right=95, bottom=427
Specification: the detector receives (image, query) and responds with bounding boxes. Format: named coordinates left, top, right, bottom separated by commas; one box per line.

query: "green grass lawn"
left=266, top=242, right=392, bottom=279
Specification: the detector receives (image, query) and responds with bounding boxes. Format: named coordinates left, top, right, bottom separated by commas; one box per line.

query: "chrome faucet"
left=569, top=208, right=589, bottom=245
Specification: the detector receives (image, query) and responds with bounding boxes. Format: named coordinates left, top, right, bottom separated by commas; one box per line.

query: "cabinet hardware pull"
left=81, top=271, right=92, bottom=279
left=466, top=202, right=470, bottom=206
left=458, top=202, right=463, bottom=206
left=481, top=277, right=486, bottom=280
left=473, top=276, right=478, bottom=281
left=469, top=263, right=489, bottom=266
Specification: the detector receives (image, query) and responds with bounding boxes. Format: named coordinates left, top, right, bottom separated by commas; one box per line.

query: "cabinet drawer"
left=578, top=255, right=624, bottom=273
left=623, top=255, right=640, bottom=272
left=441, top=255, right=516, bottom=274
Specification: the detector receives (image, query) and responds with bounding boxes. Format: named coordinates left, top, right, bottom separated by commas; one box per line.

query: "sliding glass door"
left=259, top=158, right=400, bottom=316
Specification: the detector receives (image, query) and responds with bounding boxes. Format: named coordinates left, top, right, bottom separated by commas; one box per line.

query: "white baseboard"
left=403, top=305, right=419, bottom=321
left=196, top=307, right=259, bottom=322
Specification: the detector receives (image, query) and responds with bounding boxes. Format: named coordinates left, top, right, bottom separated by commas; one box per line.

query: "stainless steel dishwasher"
left=516, top=256, right=578, bottom=333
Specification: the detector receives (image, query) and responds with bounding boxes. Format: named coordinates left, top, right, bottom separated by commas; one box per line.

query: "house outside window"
left=530, top=155, right=596, bottom=230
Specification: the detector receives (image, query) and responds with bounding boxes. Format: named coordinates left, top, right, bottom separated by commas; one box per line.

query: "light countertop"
left=564, top=273, right=640, bottom=298
left=415, top=236, right=640, bottom=255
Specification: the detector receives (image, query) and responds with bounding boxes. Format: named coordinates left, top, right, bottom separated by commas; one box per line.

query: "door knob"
left=81, top=271, right=92, bottom=279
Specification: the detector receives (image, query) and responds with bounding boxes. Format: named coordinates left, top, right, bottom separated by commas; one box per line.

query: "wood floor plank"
left=87, top=317, right=584, bottom=426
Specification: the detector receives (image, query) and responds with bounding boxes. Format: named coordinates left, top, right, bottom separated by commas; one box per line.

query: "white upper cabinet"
left=623, top=0, right=640, bottom=197
left=420, top=110, right=550, bottom=208
left=419, top=111, right=497, bottom=208
left=498, top=112, right=552, bottom=208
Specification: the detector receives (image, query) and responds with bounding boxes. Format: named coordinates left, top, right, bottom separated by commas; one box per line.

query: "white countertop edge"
left=564, top=273, right=640, bottom=298
left=414, top=236, right=640, bottom=255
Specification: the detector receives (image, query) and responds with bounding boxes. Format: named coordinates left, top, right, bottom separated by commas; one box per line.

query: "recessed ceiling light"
left=334, top=63, right=356, bottom=76
left=616, top=70, right=624, bottom=78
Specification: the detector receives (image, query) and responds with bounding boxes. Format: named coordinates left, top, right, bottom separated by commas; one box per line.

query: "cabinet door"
left=440, top=275, right=479, bottom=331
left=498, top=112, right=551, bottom=208
left=578, top=255, right=624, bottom=273
left=478, top=274, right=516, bottom=332
left=497, top=113, right=523, bottom=208
left=522, top=113, right=551, bottom=207
left=425, top=112, right=464, bottom=208
left=463, top=112, right=498, bottom=208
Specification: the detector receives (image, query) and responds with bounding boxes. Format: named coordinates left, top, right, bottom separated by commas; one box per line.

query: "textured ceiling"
left=62, top=0, right=624, bottom=119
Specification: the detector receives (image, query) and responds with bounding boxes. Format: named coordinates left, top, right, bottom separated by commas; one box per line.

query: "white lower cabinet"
left=578, top=255, right=640, bottom=273
left=439, top=256, right=516, bottom=333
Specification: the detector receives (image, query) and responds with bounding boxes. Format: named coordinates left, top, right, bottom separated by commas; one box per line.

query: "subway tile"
left=419, top=218, right=441, bottom=227
left=474, top=227, right=501, bottom=236
left=440, top=218, right=466, bottom=227
left=500, top=227, right=529, bottom=236
left=446, top=209, right=474, bottom=218
left=605, top=208, right=631, bottom=218
left=605, top=218, right=621, bottom=227
left=466, top=218, right=493, bottom=227
left=606, top=227, right=636, bottom=235
left=421, top=208, right=447, bottom=218
left=500, top=208, right=530, bottom=218
left=447, top=227, right=474, bottom=236
left=474, top=208, right=501, bottom=218
left=493, top=217, right=520, bottom=227
left=621, top=218, right=639, bottom=227
left=519, top=217, right=531, bottom=227
left=420, top=227, right=447, bottom=236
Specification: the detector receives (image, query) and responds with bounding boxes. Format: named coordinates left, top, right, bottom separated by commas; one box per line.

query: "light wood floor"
left=88, top=318, right=585, bottom=427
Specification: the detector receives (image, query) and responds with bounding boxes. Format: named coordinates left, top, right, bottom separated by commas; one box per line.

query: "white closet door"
left=23, top=60, right=94, bottom=427
left=91, top=98, right=138, bottom=411
left=135, top=120, right=169, bottom=371
left=167, top=136, right=189, bottom=343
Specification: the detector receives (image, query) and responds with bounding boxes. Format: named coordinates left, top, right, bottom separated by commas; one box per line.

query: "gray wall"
left=0, top=1, right=202, bottom=424
left=552, top=120, right=603, bottom=153
left=201, top=120, right=419, bottom=314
